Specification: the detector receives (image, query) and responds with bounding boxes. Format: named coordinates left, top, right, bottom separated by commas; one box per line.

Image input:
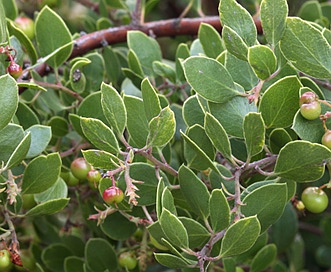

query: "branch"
left=70, top=16, right=262, bottom=59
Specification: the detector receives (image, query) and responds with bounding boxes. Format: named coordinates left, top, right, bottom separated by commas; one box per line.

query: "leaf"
left=147, top=106, right=176, bottom=147
left=162, top=187, right=177, bottom=215
left=64, top=257, right=84, bottom=272
left=82, top=149, right=119, bottom=170
left=243, top=112, right=265, bottom=159
left=222, top=26, right=248, bottom=61
left=183, top=56, right=241, bottom=103
left=101, top=82, right=127, bottom=136
left=101, top=212, right=137, bottom=241
left=85, top=238, right=118, bottom=272
left=274, top=140, right=331, bottom=182
left=280, top=17, right=331, bottom=79
left=47, top=117, right=68, bottom=138
left=83, top=53, right=105, bottom=92
left=198, top=23, right=224, bottom=58
left=25, top=125, right=52, bottom=158
left=182, top=95, right=205, bottom=127
left=154, top=253, right=195, bottom=268
left=42, top=244, right=72, bottom=272
left=209, top=189, right=231, bottom=232
left=22, top=153, right=62, bottom=194
left=178, top=165, right=210, bottom=219
left=0, top=1, right=7, bottom=44
left=205, top=112, right=232, bottom=162
left=259, top=76, right=302, bottom=128
left=25, top=198, right=69, bottom=216
left=16, top=102, right=39, bottom=130
left=127, top=30, right=162, bottom=76
left=179, top=217, right=210, bottom=248
left=35, top=6, right=73, bottom=68
left=209, top=96, right=257, bottom=138
left=80, top=117, right=119, bottom=154
left=141, top=78, right=162, bottom=122
left=156, top=179, right=166, bottom=218
left=241, top=183, right=288, bottom=233
left=5, top=132, right=31, bottom=170
left=3, top=0, right=17, bottom=20
left=128, top=49, right=144, bottom=77
left=219, top=0, right=257, bottom=46
left=69, top=57, right=90, bottom=93
left=153, top=61, right=177, bottom=83
left=34, top=178, right=68, bottom=203
left=0, top=74, right=18, bottom=131
left=220, top=216, right=261, bottom=258
left=248, top=45, right=277, bottom=80
left=124, top=95, right=149, bottom=148
left=175, top=43, right=190, bottom=82
left=260, top=0, right=288, bottom=46
left=250, top=244, right=277, bottom=272
left=160, top=208, right=189, bottom=249
left=0, top=124, right=24, bottom=164
left=269, top=128, right=293, bottom=154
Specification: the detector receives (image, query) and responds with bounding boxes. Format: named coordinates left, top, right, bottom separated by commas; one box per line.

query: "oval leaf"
left=25, top=198, right=69, bottom=216
left=209, top=189, right=231, bottom=232
left=25, top=125, right=52, bottom=158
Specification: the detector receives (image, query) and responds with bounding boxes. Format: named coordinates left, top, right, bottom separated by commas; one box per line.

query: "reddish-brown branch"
left=70, top=16, right=262, bottom=59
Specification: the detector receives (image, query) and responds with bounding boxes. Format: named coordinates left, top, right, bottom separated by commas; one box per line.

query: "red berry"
left=7, top=61, right=22, bottom=79
left=299, top=91, right=318, bottom=106
left=87, top=169, right=101, bottom=185
left=70, top=157, right=92, bottom=181
left=102, top=186, right=124, bottom=205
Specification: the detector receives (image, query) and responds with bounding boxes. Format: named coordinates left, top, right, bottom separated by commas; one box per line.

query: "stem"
left=131, top=0, right=145, bottom=26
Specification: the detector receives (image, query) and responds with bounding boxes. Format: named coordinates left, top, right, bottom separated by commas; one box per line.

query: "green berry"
left=70, top=158, right=91, bottom=181
left=118, top=251, right=137, bottom=270
left=301, top=187, right=328, bottom=213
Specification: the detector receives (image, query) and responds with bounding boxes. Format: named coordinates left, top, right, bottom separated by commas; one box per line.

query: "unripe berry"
left=7, top=61, right=22, bottom=79
left=70, top=157, right=92, bottom=181
left=102, top=186, right=124, bottom=205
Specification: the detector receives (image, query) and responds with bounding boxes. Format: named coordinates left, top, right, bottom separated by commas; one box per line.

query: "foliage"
left=1, top=0, right=331, bottom=271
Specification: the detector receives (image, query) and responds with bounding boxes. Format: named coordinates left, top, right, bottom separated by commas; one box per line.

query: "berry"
left=0, top=249, right=13, bottom=271
left=7, top=61, right=22, bottom=79
left=14, top=16, right=35, bottom=40
left=102, top=186, right=124, bottom=205
left=301, top=187, right=329, bottom=213
left=86, top=169, right=101, bottom=187
left=299, top=92, right=321, bottom=120
left=118, top=251, right=137, bottom=270
left=300, top=101, right=321, bottom=120
left=322, top=130, right=331, bottom=150
left=70, top=158, right=91, bottom=181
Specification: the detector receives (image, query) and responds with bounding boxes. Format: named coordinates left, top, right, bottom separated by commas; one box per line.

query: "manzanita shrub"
left=1, top=0, right=331, bottom=271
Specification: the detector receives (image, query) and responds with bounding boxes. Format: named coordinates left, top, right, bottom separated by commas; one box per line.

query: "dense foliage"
left=1, top=0, right=331, bottom=271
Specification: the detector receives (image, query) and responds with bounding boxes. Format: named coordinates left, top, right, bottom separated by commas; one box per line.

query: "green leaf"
left=85, top=238, right=118, bottom=272
left=205, top=112, right=232, bottom=162
left=260, top=0, right=288, bottom=46
left=154, top=253, right=195, bottom=268
left=298, top=1, right=323, bottom=22
left=42, top=244, right=72, bottom=272
left=243, top=112, right=265, bottom=159
left=219, top=0, right=257, bottom=46
left=141, top=78, right=162, bottom=122
left=183, top=95, right=205, bottom=127
left=250, top=244, right=277, bottom=272
left=3, top=0, right=17, bottom=20
left=156, top=178, right=166, bottom=218
left=118, top=162, right=168, bottom=206
left=16, top=102, right=40, bottom=130
left=34, top=178, right=68, bottom=203
left=183, top=56, right=241, bottom=103
left=128, top=49, right=144, bottom=77
left=182, top=126, right=217, bottom=172
left=101, top=82, right=127, bottom=136
left=35, top=6, right=73, bottom=68
left=0, top=1, right=7, bottom=44
left=222, top=26, right=248, bottom=61
left=101, top=212, right=137, bottom=241
left=7, top=19, right=38, bottom=64
left=22, top=153, right=61, bottom=194
left=124, top=95, right=149, bottom=148
left=280, top=17, right=331, bottom=79
left=269, top=128, right=293, bottom=154
left=198, top=23, right=224, bottom=58
left=25, top=125, right=52, bottom=158
left=47, top=117, right=68, bottom=138
left=178, top=165, right=210, bottom=219
left=5, top=132, right=31, bottom=169
left=179, top=217, right=210, bottom=249
left=274, top=140, right=331, bottom=182
left=241, top=183, right=288, bottom=233
left=127, top=30, right=162, bottom=76
left=25, top=198, right=69, bottom=216
left=83, top=53, right=105, bottom=92
left=82, top=149, right=119, bottom=170
left=0, top=74, right=18, bottom=131
left=147, top=221, right=169, bottom=250
left=220, top=216, right=261, bottom=258
left=69, top=57, right=90, bottom=93
left=147, top=106, right=176, bottom=147
left=209, top=189, right=231, bottom=232
left=175, top=43, right=190, bottom=82
left=160, top=208, right=189, bottom=249
left=248, top=45, right=277, bottom=80
left=259, top=76, right=302, bottom=128
left=162, top=187, right=177, bottom=216
left=209, top=96, right=257, bottom=138
left=64, top=257, right=84, bottom=272
left=80, top=117, right=120, bottom=154
left=0, top=124, right=24, bottom=164
left=153, top=61, right=177, bottom=83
